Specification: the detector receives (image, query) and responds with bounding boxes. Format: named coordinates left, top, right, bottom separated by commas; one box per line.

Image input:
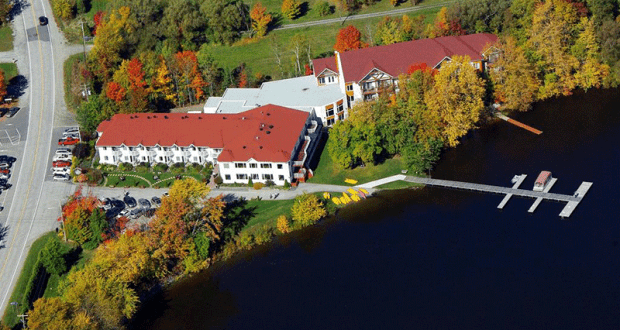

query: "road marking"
left=0, top=0, right=55, bottom=313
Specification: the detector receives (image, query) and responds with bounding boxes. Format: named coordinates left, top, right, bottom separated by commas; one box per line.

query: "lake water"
left=132, top=88, right=620, bottom=329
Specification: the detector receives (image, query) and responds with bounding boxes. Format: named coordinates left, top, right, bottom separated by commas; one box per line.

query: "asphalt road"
left=0, top=0, right=76, bottom=318
left=274, top=1, right=455, bottom=30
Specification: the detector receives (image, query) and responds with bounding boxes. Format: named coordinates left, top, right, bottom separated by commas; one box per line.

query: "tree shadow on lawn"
left=216, top=197, right=257, bottom=248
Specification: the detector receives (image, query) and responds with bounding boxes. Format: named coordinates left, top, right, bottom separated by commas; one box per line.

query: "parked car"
left=138, top=198, right=151, bottom=209
left=53, top=173, right=71, bottom=181
left=123, top=195, right=137, bottom=208
left=0, top=180, right=10, bottom=190
left=64, top=127, right=79, bottom=133
left=62, top=131, right=80, bottom=138
left=117, top=209, right=130, bottom=219
left=52, top=167, right=70, bottom=175
left=52, top=160, right=71, bottom=168
left=38, top=16, right=48, bottom=25
left=128, top=208, right=144, bottom=219
left=101, top=198, right=112, bottom=210
left=111, top=199, right=125, bottom=210
left=56, top=147, right=72, bottom=153
left=52, top=154, right=71, bottom=162
left=151, top=196, right=161, bottom=207
left=0, top=173, right=9, bottom=180
left=58, top=137, right=80, bottom=145
left=6, top=107, right=19, bottom=118
left=0, top=168, right=9, bottom=174
left=55, top=149, right=72, bottom=156
left=0, top=155, right=10, bottom=168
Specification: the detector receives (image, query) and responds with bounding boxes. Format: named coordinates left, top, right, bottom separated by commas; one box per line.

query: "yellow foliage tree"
left=152, top=58, right=175, bottom=101
left=527, top=0, right=580, bottom=99
left=27, top=297, right=96, bottom=330
left=425, top=55, right=485, bottom=147
left=251, top=2, right=272, bottom=37
left=490, top=36, right=540, bottom=112
left=291, top=193, right=326, bottom=227
left=281, top=0, right=301, bottom=19
left=276, top=215, right=290, bottom=234
left=572, top=17, right=609, bottom=90
left=168, top=177, right=209, bottom=204
left=53, top=0, right=74, bottom=20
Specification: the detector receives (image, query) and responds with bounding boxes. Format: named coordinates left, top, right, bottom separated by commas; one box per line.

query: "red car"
left=58, top=137, right=80, bottom=146
left=0, top=168, right=9, bottom=174
left=52, top=160, right=71, bottom=168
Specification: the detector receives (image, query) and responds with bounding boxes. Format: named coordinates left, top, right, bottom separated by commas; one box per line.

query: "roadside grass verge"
left=2, top=232, right=56, bottom=328
left=209, top=6, right=441, bottom=79
left=309, top=151, right=406, bottom=185
left=64, top=53, right=84, bottom=113
left=0, top=63, right=17, bottom=82
left=0, top=25, right=13, bottom=52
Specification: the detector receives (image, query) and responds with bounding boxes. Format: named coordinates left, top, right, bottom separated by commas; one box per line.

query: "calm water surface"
left=133, top=88, right=620, bottom=329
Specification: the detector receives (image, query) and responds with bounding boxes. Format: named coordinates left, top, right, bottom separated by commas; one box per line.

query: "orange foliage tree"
left=93, top=11, right=105, bottom=35
left=0, top=69, right=6, bottom=101
left=126, top=57, right=149, bottom=111
left=251, top=2, right=272, bottom=37
left=105, top=81, right=126, bottom=104
left=334, top=25, right=367, bottom=53
left=60, top=187, right=100, bottom=245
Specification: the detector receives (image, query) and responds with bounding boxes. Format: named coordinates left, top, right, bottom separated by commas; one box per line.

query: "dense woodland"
left=14, top=0, right=620, bottom=328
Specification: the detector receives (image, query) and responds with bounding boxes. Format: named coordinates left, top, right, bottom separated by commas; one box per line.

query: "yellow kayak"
left=332, top=197, right=341, bottom=205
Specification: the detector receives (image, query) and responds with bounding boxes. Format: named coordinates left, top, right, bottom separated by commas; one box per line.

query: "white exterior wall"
left=97, top=145, right=221, bottom=166
left=218, top=161, right=292, bottom=185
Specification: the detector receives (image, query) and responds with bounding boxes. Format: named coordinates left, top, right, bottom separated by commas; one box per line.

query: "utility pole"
left=17, top=314, right=27, bottom=326
left=78, top=18, right=86, bottom=61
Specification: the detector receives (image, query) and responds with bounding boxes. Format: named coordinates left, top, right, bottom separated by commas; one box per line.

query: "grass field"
left=1, top=232, right=56, bottom=327
left=309, top=149, right=406, bottom=185
left=0, top=26, right=13, bottom=52
left=0, top=63, right=17, bottom=82
left=209, top=6, right=441, bottom=79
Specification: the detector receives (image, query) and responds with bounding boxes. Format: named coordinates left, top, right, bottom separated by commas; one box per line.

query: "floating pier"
left=399, top=175, right=592, bottom=218
left=498, top=174, right=527, bottom=209
left=528, top=178, right=557, bottom=213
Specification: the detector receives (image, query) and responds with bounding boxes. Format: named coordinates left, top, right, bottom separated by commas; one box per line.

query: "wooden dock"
left=400, top=175, right=592, bottom=218
left=495, top=113, right=543, bottom=135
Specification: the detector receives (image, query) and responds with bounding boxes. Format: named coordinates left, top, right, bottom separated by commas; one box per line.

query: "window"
left=260, top=163, right=272, bottom=169
left=223, top=163, right=229, bottom=169
left=327, top=118, right=335, bottom=126
left=338, top=112, right=345, bottom=121
left=327, top=76, right=335, bottom=83
left=176, top=156, right=181, bottom=161
left=142, top=157, right=146, bottom=161
left=346, top=84, right=353, bottom=91
left=337, top=102, right=344, bottom=113
left=236, top=174, right=247, bottom=180
left=278, top=175, right=285, bottom=181
left=252, top=173, right=259, bottom=180
left=263, top=174, right=273, bottom=180
left=249, top=163, right=257, bottom=168
left=225, top=175, right=231, bottom=180
left=326, top=106, right=334, bottom=117
left=158, top=156, right=163, bottom=162
left=319, top=77, right=325, bottom=84
left=235, top=163, right=247, bottom=168
left=104, top=156, right=109, bottom=161
left=277, top=164, right=283, bottom=169
left=103, top=147, right=107, bottom=150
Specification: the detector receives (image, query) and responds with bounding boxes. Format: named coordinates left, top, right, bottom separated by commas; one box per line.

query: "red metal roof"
left=535, top=171, right=552, bottom=185
left=95, top=105, right=310, bottom=163
left=312, top=33, right=497, bottom=82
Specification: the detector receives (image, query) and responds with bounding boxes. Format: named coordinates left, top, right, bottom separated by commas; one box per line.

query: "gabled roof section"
left=314, top=33, right=497, bottom=82
left=312, top=56, right=338, bottom=77
left=96, top=105, right=310, bottom=163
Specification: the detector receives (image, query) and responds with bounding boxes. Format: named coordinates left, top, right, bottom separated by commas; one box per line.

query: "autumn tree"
left=571, top=17, right=609, bottom=90
left=334, top=25, right=367, bottom=53
left=105, top=81, right=126, bottom=105
left=200, top=0, right=249, bottom=45
left=27, top=298, right=94, bottom=329
left=490, top=36, right=540, bottom=112
left=276, top=215, right=291, bottom=234
left=89, top=6, right=136, bottom=79
left=375, top=16, right=407, bottom=45
left=448, top=0, right=512, bottom=34
left=289, top=34, right=309, bottom=75
left=93, top=11, right=105, bottom=35
left=53, top=0, right=74, bottom=20
left=251, top=2, right=272, bottom=37
left=169, top=51, right=204, bottom=106
left=282, top=0, right=301, bottom=19
left=425, top=7, right=464, bottom=38
left=425, top=55, right=485, bottom=147
left=0, top=0, right=11, bottom=26
left=0, top=69, right=6, bottom=101
left=291, top=193, right=327, bottom=227
left=151, top=58, right=175, bottom=102
left=527, top=0, right=581, bottom=99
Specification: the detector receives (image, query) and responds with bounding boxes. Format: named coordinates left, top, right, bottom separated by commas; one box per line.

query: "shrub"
left=276, top=215, right=290, bottom=234
left=291, top=193, right=326, bottom=227
left=265, top=180, right=275, bottom=187
left=87, top=169, right=103, bottom=184
left=189, top=163, right=203, bottom=173
left=118, top=162, right=133, bottom=172
left=314, top=1, right=332, bottom=16
left=154, top=163, right=169, bottom=172
left=135, top=164, right=149, bottom=173
left=248, top=178, right=253, bottom=187
left=73, top=143, right=91, bottom=159
left=253, top=225, right=273, bottom=245
left=170, top=163, right=185, bottom=174
left=253, top=182, right=264, bottom=190
left=284, top=180, right=290, bottom=188
left=214, top=175, right=223, bottom=185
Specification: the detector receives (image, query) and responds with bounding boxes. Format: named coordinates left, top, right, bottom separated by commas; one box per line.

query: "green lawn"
left=85, top=0, right=109, bottom=21
left=2, top=232, right=56, bottom=328
left=0, top=25, right=13, bottom=52
left=309, top=149, right=406, bottom=185
left=375, top=180, right=422, bottom=189
left=241, top=198, right=297, bottom=233
left=0, top=63, right=17, bottom=82
left=103, top=171, right=206, bottom=188
left=210, top=6, right=441, bottom=79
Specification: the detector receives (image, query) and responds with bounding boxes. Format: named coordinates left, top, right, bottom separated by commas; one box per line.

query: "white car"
left=52, top=173, right=71, bottom=181
left=0, top=173, right=9, bottom=179
left=52, top=167, right=70, bottom=175
left=64, top=127, right=79, bottom=133
left=62, top=132, right=80, bottom=138
left=55, top=149, right=72, bottom=155
left=52, top=154, right=71, bottom=162
left=56, top=147, right=72, bottom=153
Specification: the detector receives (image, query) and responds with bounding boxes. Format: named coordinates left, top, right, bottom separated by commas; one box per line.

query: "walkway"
left=274, top=1, right=454, bottom=30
